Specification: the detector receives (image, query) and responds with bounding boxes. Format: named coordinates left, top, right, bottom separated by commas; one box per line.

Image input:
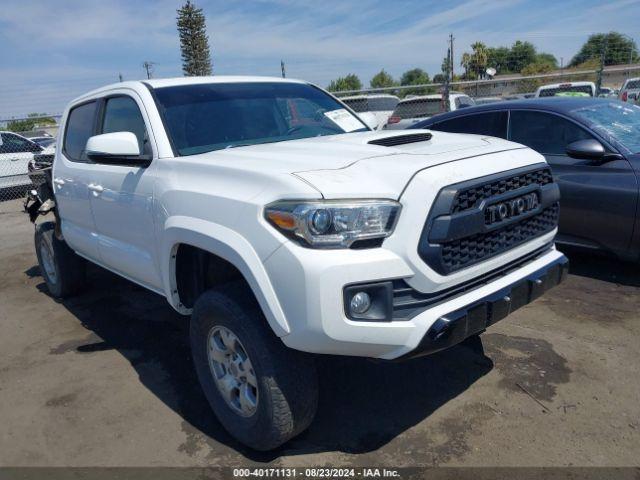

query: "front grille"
left=441, top=205, right=559, bottom=272
left=418, top=164, right=560, bottom=274
left=453, top=168, right=553, bottom=212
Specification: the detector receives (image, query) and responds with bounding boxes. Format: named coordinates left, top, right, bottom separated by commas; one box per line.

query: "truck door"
left=54, top=100, right=102, bottom=262
left=87, top=93, right=161, bottom=290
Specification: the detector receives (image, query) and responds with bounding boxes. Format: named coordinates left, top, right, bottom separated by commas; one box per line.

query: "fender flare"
left=161, top=216, right=290, bottom=337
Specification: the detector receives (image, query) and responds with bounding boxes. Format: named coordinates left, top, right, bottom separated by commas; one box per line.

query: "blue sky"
left=0, top=0, right=638, bottom=117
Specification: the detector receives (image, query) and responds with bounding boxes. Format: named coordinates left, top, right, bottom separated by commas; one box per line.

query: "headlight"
left=265, top=199, right=401, bottom=248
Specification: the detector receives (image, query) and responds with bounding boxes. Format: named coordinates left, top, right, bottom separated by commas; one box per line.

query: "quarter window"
left=64, top=101, right=97, bottom=161
left=101, top=96, right=148, bottom=153
left=509, top=110, right=593, bottom=155
left=430, top=111, right=508, bottom=138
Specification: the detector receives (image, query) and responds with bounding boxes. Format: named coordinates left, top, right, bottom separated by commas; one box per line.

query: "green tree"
left=569, top=32, right=639, bottom=67
left=327, top=74, right=362, bottom=92
left=399, top=68, right=431, bottom=95
left=177, top=0, right=213, bottom=76
left=6, top=113, right=56, bottom=133
left=487, top=46, right=511, bottom=74
left=507, top=40, right=536, bottom=73
left=535, top=52, right=558, bottom=69
left=370, top=69, right=396, bottom=88
left=460, top=42, right=489, bottom=79
left=400, top=68, right=430, bottom=85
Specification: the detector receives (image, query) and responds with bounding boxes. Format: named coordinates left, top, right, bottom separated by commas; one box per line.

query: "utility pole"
left=281, top=60, right=286, bottom=78
left=449, top=33, right=455, bottom=80
left=143, top=61, right=156, bottom=79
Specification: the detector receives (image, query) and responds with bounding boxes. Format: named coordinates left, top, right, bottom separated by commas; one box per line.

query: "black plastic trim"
left=392, top=243, right=553, bottom=321
left=398, top=254, right=569, bottom=360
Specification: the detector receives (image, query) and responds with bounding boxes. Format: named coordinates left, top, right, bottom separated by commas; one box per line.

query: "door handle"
left=88, top=184, right=104, bottom=194
left=53, top=178, right=65, bottom=186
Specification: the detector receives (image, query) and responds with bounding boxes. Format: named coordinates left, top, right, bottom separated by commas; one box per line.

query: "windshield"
left=153, top=82, right=368, bottom=155
left=392, top=98, right=442, bottom=119
left=342, top=97, right=399, bottom=112
left=625, top=80, right=640, bottom=90
left=538, top=84, right=594, bottom=97
left=571, top=102, right=640, bottom=153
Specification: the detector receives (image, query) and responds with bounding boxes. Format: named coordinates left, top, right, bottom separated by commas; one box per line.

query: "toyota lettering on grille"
left=485, top=192, right=539, bottom=225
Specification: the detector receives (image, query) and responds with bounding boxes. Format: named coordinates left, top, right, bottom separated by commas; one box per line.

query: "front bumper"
left=264, top=235, right=566, bottom=360
left=398, top=254, right=568, bottom=359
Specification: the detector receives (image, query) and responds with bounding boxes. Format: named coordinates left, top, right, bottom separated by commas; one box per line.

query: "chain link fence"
left=332, top=63, right=640, bottom=130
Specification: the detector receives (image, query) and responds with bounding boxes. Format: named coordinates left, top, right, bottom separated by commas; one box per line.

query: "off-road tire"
left=190, top=283, right=318, bottom=451
left=34, top=222, right=86, bottom=298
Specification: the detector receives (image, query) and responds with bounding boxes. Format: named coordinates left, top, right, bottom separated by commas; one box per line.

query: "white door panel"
left=89, top=163, right=160, bottom=289
left=54, top=160, right=101, bottom=261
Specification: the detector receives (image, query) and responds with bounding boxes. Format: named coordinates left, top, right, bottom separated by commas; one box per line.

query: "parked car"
left=339, top=94, right=399, bottom=130
left=535, top=81, right=596, bottom=98
left=28, top=135, right=56, bottom=148
left=597, top=86, right=617, bottom=98
left=619, top=77, right=640, bottom=103
left=28, top=143, right=55, bottom=187
left=0, top=131, right=43, bottom=191
left=383, top=92, right=475, bottom=129
left=29, top=76, right=567, bottom=450
left=412, top=98, right=640, bottom=260
left=475, top=96, right=503, bottom=105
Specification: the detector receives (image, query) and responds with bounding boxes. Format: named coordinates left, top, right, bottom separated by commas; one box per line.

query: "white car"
left=34, top=76, right=566, bottom=450
left=619, top=77, right=640, bottom=103
left=534, top=81, right=596, bottom=98
left=339, top=94, right=400, bottom=130
left=0, top=131, right=43, bottom=191
left=383, top=93, right=475, bottom=130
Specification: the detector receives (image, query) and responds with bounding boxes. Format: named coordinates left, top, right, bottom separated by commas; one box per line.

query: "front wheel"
left=190, top=283, right=318, bottom=451
left=34, top=222, right=86, bottom=298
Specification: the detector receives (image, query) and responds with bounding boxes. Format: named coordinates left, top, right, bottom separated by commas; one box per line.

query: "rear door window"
left=64, top=101, right=98, bottom=161
left=430, top=111, right=508, bottom=138
left=509, top=110, right=593, bottom=154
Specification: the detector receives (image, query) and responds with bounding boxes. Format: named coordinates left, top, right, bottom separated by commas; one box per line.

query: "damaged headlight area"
left=265, top=199, right=401, bottom=248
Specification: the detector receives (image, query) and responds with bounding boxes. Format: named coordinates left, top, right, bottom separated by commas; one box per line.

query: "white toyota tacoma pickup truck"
left=29, top=76, right=567, bottom=450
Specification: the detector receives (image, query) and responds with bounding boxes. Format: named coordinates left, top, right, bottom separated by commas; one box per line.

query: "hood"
left=292, top=131, right=526, bottom=199
left=195, top=130, right=525, bottom=198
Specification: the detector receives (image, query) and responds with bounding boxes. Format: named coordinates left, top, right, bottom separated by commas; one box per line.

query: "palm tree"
left=461, top=42, right=489, bottom=79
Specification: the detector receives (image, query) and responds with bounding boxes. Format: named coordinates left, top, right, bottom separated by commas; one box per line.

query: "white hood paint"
left=193, top=130, right=527, bottom=199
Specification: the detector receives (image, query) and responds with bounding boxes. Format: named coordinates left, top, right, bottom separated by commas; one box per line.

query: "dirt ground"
left=1, top=198, right=639, bottom=467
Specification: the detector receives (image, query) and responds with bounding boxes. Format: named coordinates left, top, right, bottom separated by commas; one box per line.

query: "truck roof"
left=69, top=76, right=309, bottom=105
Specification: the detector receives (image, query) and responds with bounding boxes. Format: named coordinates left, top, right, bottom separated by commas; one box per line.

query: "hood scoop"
left=368, top=132, right=433, bottom=147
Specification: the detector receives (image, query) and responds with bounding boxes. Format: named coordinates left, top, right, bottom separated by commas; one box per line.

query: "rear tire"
left=34, top=222, right=86, bottom=298
left=190, top=283, right=318, bottom=451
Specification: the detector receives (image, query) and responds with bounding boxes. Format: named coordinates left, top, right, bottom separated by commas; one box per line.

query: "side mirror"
left=358, top=112, right=379, bottom=130
left=566, top=139, right=606, bottom=161
left=86, top=132, right=150, bottom=166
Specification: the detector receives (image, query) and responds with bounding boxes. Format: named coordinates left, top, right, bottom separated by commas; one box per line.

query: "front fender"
left=161, top=216, right=290, bottom=337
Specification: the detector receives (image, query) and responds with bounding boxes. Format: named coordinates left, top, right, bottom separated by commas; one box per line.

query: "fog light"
left=350, top=291, right=371, bottom=314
